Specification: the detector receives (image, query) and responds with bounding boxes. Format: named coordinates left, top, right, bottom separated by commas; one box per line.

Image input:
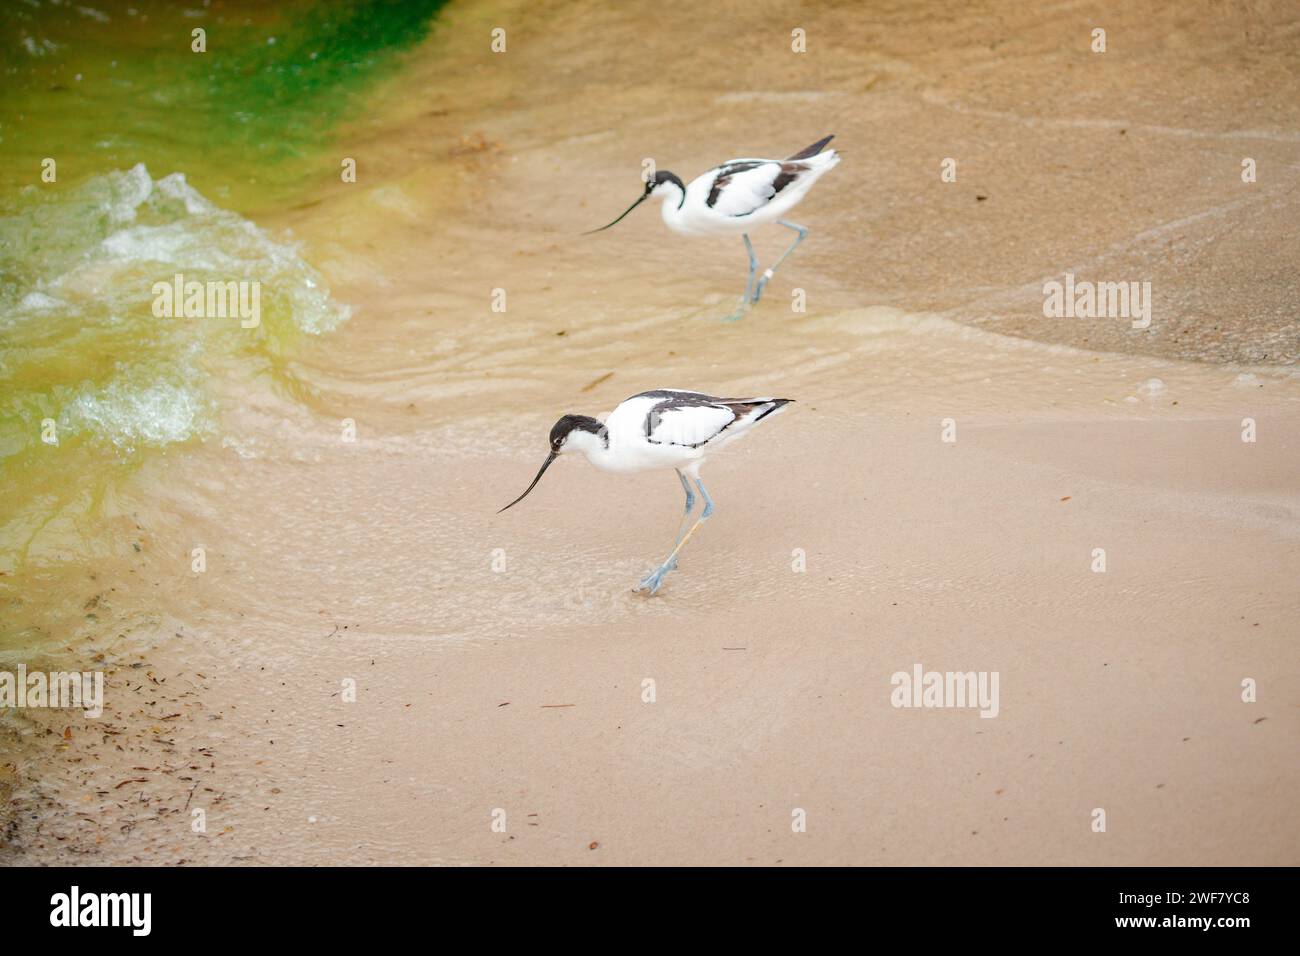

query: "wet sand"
left=4, top=0, right=1299, bottom=864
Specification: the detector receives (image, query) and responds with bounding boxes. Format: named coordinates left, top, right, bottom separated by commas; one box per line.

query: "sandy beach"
left=2, top=0, right=1297, bottom=865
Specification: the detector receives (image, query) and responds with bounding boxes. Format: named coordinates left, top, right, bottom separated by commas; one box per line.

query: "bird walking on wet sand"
left=586, top=135, right=839, bottom=321
left=498, top=389, right=793, bottom=594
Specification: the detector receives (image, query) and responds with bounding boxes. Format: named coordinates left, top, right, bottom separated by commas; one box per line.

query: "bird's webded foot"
left=634, top=560, right=675, bottom=594
left=723, top=300, right=749, bottom=323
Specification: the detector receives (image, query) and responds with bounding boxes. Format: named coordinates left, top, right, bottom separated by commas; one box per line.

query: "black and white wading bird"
left=498, top=389, right=794, bottom=594
left=586, top=135, right=840, bottom=321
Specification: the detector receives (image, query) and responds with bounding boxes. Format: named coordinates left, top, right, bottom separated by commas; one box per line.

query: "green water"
left=0, top=0, right=445, bottom=209
left=0, top=0, right=446, bottom=646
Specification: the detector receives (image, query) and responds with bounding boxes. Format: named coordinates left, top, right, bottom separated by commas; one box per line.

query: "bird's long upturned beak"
left=583, top=192, right=648, bottom=234
left=497, top=451, right=558, bottom=513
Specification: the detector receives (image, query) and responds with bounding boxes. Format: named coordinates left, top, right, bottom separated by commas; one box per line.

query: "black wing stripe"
left=770, top=164, right=802, bottom=195
left=632, top=389, right=710, bottom=402
left=705, top=161, right=766, bottom=208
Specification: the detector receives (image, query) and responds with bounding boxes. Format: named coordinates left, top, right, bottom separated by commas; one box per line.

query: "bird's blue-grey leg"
left=636, top=476, right=714, bottom=594
left=751, top=220, right=808, bottom=304
left=661, top=468, right=696, bottom=573
left=637, top=471, right=695, bottom=589
left=672, top=468, right=696, bottom=542
left=694, top=476, right=714, bottom=519
left=724, top=235, right=758, bottom=322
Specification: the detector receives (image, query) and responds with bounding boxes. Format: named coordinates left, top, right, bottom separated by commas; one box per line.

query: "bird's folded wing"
left=707, top=161, right=786, bottom=217
left=645, top=401, right=737, bottom=448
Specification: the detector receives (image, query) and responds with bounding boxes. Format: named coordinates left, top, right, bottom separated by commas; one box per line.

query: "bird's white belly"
left=595, top=437, right=701, bottom=473
left=660, top=201, right=715, bottom=236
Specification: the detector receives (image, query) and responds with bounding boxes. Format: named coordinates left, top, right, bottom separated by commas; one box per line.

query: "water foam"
left=1, top=164, right=352, bottom=457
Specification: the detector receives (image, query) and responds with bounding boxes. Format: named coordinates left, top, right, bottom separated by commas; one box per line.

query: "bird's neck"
left=657, top=184, right=687, bottom=228
left=567, top=426, right=611, bottom=466
left=583, top=444, right=616, bottom=470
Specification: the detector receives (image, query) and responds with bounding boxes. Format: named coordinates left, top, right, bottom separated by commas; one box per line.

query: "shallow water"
left=0, top=0, right=444, bottom=652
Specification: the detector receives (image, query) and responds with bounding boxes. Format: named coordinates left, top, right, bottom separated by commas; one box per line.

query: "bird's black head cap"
left=550, top=414, right=606, bottom=451
left=646, top=170, right=685, bottom=194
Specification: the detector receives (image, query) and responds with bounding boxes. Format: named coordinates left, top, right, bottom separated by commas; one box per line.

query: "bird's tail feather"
left=787, top=135, right=834, bottom=160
